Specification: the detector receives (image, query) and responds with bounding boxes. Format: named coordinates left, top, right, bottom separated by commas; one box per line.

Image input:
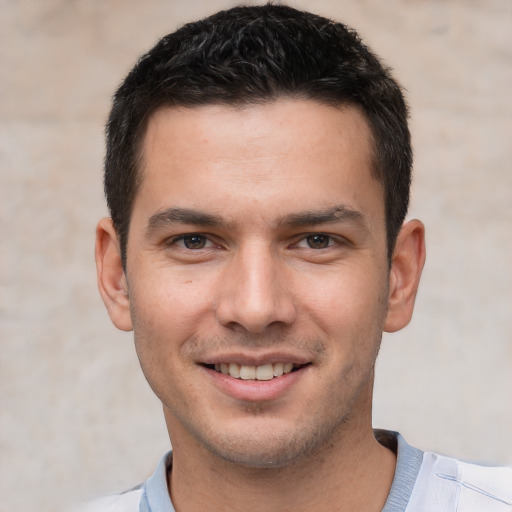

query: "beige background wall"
left=1, top=1, right=511, bottom=510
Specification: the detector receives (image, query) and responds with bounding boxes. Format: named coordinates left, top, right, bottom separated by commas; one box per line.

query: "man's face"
left=121, top=100, right=392, bottom=466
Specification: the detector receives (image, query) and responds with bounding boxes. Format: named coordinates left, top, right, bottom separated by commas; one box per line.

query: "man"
left=91, top=4, right=511, bottom=511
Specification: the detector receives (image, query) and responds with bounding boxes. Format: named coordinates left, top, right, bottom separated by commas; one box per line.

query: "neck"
left=166, top=410, right=396, bottom=512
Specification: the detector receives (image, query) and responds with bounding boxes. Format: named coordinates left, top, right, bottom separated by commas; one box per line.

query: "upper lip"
left=199, top=352, right=312, bottom=367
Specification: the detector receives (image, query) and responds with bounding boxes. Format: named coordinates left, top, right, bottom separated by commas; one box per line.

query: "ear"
left=95, top=218, right=133, bottom=331
left=384, top=219, right=426, bottom=333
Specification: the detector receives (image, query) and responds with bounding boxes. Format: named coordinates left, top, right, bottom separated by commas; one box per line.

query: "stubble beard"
left=165, top=342, right=379, bottom=472
left=140, top=318, right=386, bottom=472
left=196, top=398, right=358, bottom=470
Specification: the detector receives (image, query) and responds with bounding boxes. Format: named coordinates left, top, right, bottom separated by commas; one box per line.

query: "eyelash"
left=167, top=234, right=216, bottom=250
left=294, top=233, right=341, bottom=249
left=167, top=232, right=344, bottom=251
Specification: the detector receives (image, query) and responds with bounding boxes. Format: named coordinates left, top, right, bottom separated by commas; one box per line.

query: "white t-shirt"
left=77, top=431, right=512, bottom=512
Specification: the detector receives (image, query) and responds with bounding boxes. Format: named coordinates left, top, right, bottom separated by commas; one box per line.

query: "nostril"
left=214, top=268, right=297, bottom=333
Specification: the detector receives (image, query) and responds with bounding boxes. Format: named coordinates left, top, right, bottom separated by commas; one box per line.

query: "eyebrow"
left=147, top=207, right=232, bottom=233
left=279, top=205, right=367, bottom=229
left=146, top=204, right=367, bottom=234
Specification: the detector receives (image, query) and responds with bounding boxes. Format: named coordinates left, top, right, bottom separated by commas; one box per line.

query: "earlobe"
left=384, top=219, right=426, bottom=333
left=95, top=218, right=133, bottom=332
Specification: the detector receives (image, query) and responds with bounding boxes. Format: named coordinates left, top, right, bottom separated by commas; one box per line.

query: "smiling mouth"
left=204, top=362, right=308, bottom=381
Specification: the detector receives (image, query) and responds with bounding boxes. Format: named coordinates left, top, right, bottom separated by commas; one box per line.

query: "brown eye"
left=182, top=234, right=207, bottom=249
left=306, top=234, right=331, bottom=249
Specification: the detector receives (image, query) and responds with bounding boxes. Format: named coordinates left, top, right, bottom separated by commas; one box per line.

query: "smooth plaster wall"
left=1, top=1, right=511, bottom=510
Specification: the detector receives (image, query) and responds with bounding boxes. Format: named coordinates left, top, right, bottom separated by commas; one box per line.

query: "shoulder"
left=72, top=451, right=173, bottom=512
left=407, top=452, right=512, bottom=511
left=73, top=487, right=143, bottom=512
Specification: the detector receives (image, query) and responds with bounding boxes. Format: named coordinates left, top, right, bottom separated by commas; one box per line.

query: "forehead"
left=135, top=99, right=383, bottom=227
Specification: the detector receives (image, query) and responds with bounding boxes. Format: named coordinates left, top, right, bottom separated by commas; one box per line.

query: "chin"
left=197, top=414, right=350, bottom=469
left=210, top=437, right=313, bottom=468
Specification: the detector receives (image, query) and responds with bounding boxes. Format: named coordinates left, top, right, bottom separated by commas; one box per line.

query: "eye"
left=294, top=233, right=336, bottom=249
left=173, top=234, right=213, bottom=250
left=305, top=234, right=331, bottom=249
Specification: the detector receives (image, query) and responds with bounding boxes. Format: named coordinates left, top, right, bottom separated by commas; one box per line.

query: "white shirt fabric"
left=406, top=451, right=512, bottom=511
left=77, top=431, right=512, bottom=512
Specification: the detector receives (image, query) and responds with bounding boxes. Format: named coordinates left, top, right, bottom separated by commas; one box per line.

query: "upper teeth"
left=215, top=362, right=294, bottom=380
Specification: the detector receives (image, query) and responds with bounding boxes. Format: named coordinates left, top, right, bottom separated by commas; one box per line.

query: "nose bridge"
left=215, top=240, right=296, bottom=333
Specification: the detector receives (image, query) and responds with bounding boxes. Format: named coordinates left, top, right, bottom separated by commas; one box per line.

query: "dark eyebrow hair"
left=279, top=205, right=367, bottom=228
left=147, top=207, right=232, bottom=232
left=146, top=204, right=367, bottom=235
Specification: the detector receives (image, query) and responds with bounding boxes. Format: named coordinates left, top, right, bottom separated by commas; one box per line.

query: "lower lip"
left=203, top=365, right=310, bottom=402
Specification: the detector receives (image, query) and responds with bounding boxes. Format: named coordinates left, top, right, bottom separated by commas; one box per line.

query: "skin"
left=96, top=99, right=425, bottom=511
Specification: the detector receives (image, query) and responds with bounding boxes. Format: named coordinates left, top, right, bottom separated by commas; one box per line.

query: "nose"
left=215, top=243, right=297, bottom=334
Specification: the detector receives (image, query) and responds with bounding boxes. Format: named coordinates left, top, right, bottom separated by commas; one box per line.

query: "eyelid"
left=163, top=231, right=349, bottom=251
left=292, top=232, right=347, bottom=249
left=166, top=233, right=217, bottom=249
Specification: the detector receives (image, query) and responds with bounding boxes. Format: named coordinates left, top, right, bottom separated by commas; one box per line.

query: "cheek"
left=131, top=267, right=216, bottom=328
left=129, top=288, right=201, bottom=405
left=298, top=267, right=388, bottom=375
left=128, top=272, right=221, bottom=388
left=299, top=266, right=388, bottom=327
